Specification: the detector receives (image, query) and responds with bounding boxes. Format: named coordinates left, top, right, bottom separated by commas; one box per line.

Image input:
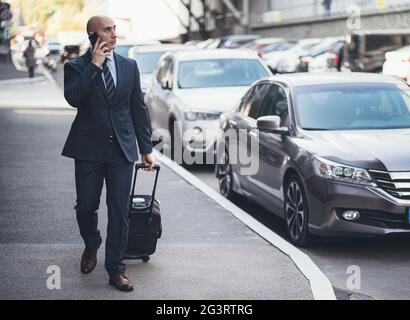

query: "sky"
left=102, top=0, right=196, bottom=41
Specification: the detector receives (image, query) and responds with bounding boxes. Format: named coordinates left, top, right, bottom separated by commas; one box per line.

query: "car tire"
left=169, top=118, right=187, bottom=166
left=284, top=175, right=313, bottom=247
left=216, top=146, right=241, bottom=202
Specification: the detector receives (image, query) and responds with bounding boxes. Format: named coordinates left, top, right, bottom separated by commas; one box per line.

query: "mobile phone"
left=88, top=32, right=99, bottom=49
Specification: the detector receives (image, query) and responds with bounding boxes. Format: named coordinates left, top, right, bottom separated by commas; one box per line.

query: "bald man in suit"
left=62, top=16, right=156, bottom=292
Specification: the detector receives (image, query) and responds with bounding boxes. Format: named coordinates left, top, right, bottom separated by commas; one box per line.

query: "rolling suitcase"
left=125, top=163, right=161, bottom=262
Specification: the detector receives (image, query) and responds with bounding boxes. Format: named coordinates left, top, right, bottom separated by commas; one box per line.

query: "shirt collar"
left=106, top=51, right=114, bottom=62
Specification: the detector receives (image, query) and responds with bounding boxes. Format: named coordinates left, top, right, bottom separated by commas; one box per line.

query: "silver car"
left=128, top=44, right=192, bottom=94
left=144, top=49, right=271, bottom=164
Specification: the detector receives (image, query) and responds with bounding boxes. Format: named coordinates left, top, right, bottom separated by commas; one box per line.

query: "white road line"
left=153, top=150, right=336, bottom=300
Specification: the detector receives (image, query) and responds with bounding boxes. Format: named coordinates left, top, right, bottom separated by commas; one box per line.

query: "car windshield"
left=115, top=45, right=134, bottom=57
left=295, top=83, right=410, bottom=130
left=136, top=51, right=166, bottom=74
left=178, top=59, right=269, bottom=89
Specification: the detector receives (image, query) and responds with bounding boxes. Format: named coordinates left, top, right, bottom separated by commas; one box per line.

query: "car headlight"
left=312, top=156, right=376, bottom=186
left=185, top=110, right=221, bottom=121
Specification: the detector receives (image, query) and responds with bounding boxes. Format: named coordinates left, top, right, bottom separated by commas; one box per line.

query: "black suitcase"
left=125, top=163, right=161, bottom=262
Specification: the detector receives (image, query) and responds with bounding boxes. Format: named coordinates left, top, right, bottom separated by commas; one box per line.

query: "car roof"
left=263, top=73, right=404, bottom=87
left=221, top=34, right=260, bottom=40
left=350, top=29, right=410, bottom=35
left=171, top=48, right=260, bottom=61
left=250, top=37, right=285, bottom=45
left=133, top=44, right=192, bottom=53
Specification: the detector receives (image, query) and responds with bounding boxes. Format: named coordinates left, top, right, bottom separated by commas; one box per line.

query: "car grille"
left=369, top=170, right=410, bottom=200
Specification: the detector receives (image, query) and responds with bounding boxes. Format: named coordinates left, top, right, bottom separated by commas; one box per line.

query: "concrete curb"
left=153, top=150, right=336, bottom=300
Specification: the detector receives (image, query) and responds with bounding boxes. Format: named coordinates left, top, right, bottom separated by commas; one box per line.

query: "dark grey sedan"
left=215, top=73, right=410, bottom=246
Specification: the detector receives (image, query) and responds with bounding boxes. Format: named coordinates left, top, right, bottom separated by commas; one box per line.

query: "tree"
left=12, top=0, right=85, bottom=31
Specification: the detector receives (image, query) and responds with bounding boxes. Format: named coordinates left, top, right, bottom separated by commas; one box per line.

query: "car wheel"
left=217, top=146, right=238, bottom=201
left=284, top=175, right=312, bottom=246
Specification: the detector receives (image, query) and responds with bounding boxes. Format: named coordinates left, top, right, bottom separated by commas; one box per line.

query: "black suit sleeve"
left=64, top=61, right=102, bottom=108
left=130, top=60, right=153, bottom=155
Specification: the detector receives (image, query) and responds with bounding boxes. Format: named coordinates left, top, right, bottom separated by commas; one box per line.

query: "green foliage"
left=13, top=0, right=85, bottom=30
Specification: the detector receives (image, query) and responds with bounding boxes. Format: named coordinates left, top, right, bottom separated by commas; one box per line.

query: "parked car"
left=382, top=45, right=410, bottom=80
left=43, top=38, right=61, bottom=71
left=241, top=37, right=285, bottom=56
left=61, top=45, right=80, bottom=62
left=262, top=38, right=322, bottom=73
left=344, top=30, right=410, bottom=72
left=128, top=44, right=193, bottom=94
left=45, top=38, right=61, bottom=55
left=144, top=49, right=271, bottom=163
left=295, top=37, right=345, bottom=73
left=200, top=35, right=261, bottom=49
left=114, top=39, right=162, bottom=57
left=215, top=73, right=410, bottom=246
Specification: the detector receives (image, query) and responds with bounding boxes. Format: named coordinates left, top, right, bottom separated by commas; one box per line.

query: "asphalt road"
left=49, top=62, right=410, bottom=300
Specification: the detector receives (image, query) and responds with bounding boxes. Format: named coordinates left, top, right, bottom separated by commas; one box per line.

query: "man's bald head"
left=86, top=16, right=114, bottom=35
left=86, top=15, right=117, bottom=50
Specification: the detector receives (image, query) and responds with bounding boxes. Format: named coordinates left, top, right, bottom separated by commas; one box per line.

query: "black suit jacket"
left=62, top=50, right=152, bottom=162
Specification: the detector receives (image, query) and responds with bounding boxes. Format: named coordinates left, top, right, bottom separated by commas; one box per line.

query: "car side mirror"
left=256, top=115, right=290, bottom=135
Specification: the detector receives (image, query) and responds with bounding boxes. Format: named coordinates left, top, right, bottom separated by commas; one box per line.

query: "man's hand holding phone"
left=91, top=37, right=110, bottom=68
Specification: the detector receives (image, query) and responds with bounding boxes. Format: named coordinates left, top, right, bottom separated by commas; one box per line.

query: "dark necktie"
left=103, top=58, right=115, bottom=101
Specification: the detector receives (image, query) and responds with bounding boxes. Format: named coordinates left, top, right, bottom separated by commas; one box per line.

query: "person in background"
left=322, top=0, right=332, bottom=17
left=23, top=40, right=36, bottom=78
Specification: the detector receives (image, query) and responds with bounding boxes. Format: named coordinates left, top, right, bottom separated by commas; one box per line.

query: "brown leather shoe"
left=109, top=273, right=134, bottom=292
left=80, top=237, right=102, bottom=274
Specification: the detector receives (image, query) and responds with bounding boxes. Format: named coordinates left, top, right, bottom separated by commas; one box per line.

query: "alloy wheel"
left=285, top=179, right=306, bottom=243
left=218, top=149, right=233, bottom=198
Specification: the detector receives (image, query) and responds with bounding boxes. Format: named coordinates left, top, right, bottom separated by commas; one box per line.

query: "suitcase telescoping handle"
left=129, top=162, right=160, bottom=214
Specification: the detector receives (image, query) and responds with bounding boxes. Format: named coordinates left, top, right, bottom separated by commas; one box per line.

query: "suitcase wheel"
left=142, top=256, right=150, bottom=263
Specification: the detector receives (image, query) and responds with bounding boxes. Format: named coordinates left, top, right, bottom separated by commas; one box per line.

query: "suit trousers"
left=74, top=137, right=134, bottom=277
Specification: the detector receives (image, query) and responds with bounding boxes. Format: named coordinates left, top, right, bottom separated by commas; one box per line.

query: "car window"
left=243, top=83, right=271, bottom=119
left=365, top=34, right=402, bottom=52
left=259, top=84, right=289, bottom=126
left=156, top=56, right=170, bottom=84
left=237, top=87, right=254, bottom=114
left=138, top=51, right=166, bottom=74
left=115, top=45, right=133, bottom=57
left=178, top=59, right=269, bottom=89
left=295, top=83, right=410, bottom=130
left=164, top=59, right=174, bottom=89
